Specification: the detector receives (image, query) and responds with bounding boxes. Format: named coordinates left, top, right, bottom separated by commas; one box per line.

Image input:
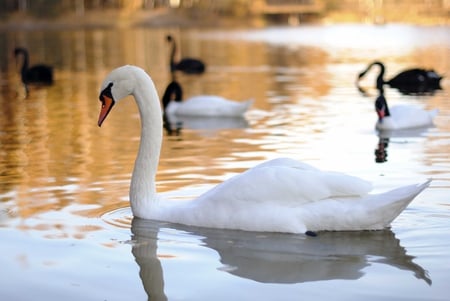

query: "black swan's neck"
left=16, top=49, right=29, bottom=76
left=167, top=37, right=177, bottom=72
left=162, top=81, right=183, bottom=110
left=371, top=62, right=386, bottom=90
left=375, top=92, right=390, bottom=120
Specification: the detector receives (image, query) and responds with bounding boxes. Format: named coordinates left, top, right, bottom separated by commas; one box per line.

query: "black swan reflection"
left=357, top=61, right=442, bottom=95
left=167, top=35, right=205, bottom=74
left=14, top=47, right=53, bottom=93
left=375, top=137, right=389, bottom=163
left=131, top=217, right=431, bottom=301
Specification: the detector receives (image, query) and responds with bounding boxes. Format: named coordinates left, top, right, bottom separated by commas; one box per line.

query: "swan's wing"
left=197, top=158, right=372, bottom=206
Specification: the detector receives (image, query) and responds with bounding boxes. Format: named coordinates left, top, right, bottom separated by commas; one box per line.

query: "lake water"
left=0, top=24, right=449, bottom=300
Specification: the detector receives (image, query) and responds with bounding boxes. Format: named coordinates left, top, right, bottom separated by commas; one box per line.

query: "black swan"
left=14, top=47, right=53, bottom=86
left=357, top=61, right=442, bottom=95
left=166, top=35, right=205, bottom=74
left=162, top=80, right=183, bottom=111
left=161, top=80, right=183, bottom=136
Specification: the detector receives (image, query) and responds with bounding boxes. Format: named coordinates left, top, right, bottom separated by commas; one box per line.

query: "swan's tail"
left=429, top=108, right=439, bottom=119
left=240, top=99, right=254, bottom=114
left=303, top=179, right=431, bottom=232
left=366, top=179, right=431, bottom=228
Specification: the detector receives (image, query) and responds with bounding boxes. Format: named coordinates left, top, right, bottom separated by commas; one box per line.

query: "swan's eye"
left=99, top=82, right=114, bottom=103
left=100, top=96, right=106, bottom=108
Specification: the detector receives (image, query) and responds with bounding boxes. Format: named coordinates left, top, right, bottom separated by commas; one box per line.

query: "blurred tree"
left=27, top=0, right=70, bottom=19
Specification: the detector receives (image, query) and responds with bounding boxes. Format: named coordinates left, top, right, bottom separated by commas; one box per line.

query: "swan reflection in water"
left=375, top=137, right=389, bottom=163
left=374, top=125, right=434, bottom=164
left=163, top=112, right=249, bottom=136
left=374, top=125, right=433, bottom=163
left=130, top=218, right=431, bottom=299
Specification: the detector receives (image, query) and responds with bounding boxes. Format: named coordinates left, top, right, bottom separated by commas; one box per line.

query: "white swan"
left=375, top=93, right=438, bottom=131
left=97, top=65, right=431, bottom=235
left=162, top=80, right=253, bottom=117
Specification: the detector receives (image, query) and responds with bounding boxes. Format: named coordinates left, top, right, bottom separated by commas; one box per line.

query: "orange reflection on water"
left=1, top=26, right=449, bottom=240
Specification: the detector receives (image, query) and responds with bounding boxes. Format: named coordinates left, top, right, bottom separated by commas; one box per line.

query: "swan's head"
left=375, top=94, right=389, bottom=120
left=97, top=65, right=137, bottom=127
left=14, top=47, right=27, bottom=57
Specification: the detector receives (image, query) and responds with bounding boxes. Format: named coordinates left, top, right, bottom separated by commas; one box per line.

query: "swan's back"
left=24, top=65, right=53, bottom=84
left=175, top=58, right=205, bottom=74
left=388, top=68, right=442, bottom=87
left=377, top=105, right=438, bottom=130
left=172, top=96, right=253, bottom=117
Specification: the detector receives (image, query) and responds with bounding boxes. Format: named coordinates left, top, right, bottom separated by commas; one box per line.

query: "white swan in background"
left=97, top=65, right=431, bottom=235
left=162, top=80, right=253, bottom=117
left=375, top=93, right=438, bottom=131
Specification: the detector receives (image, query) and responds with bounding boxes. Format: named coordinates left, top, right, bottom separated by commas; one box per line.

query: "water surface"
left=1, top=24, right=449, bottom=300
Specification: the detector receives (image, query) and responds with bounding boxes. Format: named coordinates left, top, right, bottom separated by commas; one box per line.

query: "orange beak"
left=98, top=95, right=114, bottom=127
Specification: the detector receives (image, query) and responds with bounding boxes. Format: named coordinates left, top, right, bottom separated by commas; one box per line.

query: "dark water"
left=0, top=24, right=449, bottom=300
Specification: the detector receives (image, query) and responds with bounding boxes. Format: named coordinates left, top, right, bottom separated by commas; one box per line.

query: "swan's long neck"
left=161, top=81, right=183, bottom=110
left=372, top=62, right=385, bottom=89
left=129, top=72, right=163, bottom=217
left=17, top=50, right=29, bottom=78
left=169, top=40, right=177, bottom=71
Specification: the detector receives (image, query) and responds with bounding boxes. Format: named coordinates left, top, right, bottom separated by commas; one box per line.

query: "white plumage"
left=97, top=65, right=430, bottom=234
left=166, top=95, right=253, bottom=117
left=162, top=80, right=253, bottom=117
left=375, top=94, right=438, bottom=131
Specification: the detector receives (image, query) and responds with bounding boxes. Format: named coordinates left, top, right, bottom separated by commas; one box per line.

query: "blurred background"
left=1, top=0, right=449, bottom=28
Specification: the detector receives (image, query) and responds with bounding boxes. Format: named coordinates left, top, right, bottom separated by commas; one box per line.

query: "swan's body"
left=14, top=47, right=53, bottom=86
left=167, top=35, right=205, bottom=74
left=162, top=80, right=253, bottom=117
left=375, top=93, right=438, bottom=131
left=358, top=61, right=442, bottom=94
left=97, top=65, right=431, bottom=234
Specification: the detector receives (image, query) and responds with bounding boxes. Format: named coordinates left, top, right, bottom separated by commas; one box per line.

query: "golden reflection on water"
left=1, top=26, right=449, bottom=237
left=0, top=28, right=280, bottom=222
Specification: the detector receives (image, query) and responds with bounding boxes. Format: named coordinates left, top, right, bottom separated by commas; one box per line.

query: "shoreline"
left=0, top=9, right=255, bottom=31
left=1, top=8, right=448, bottom=31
